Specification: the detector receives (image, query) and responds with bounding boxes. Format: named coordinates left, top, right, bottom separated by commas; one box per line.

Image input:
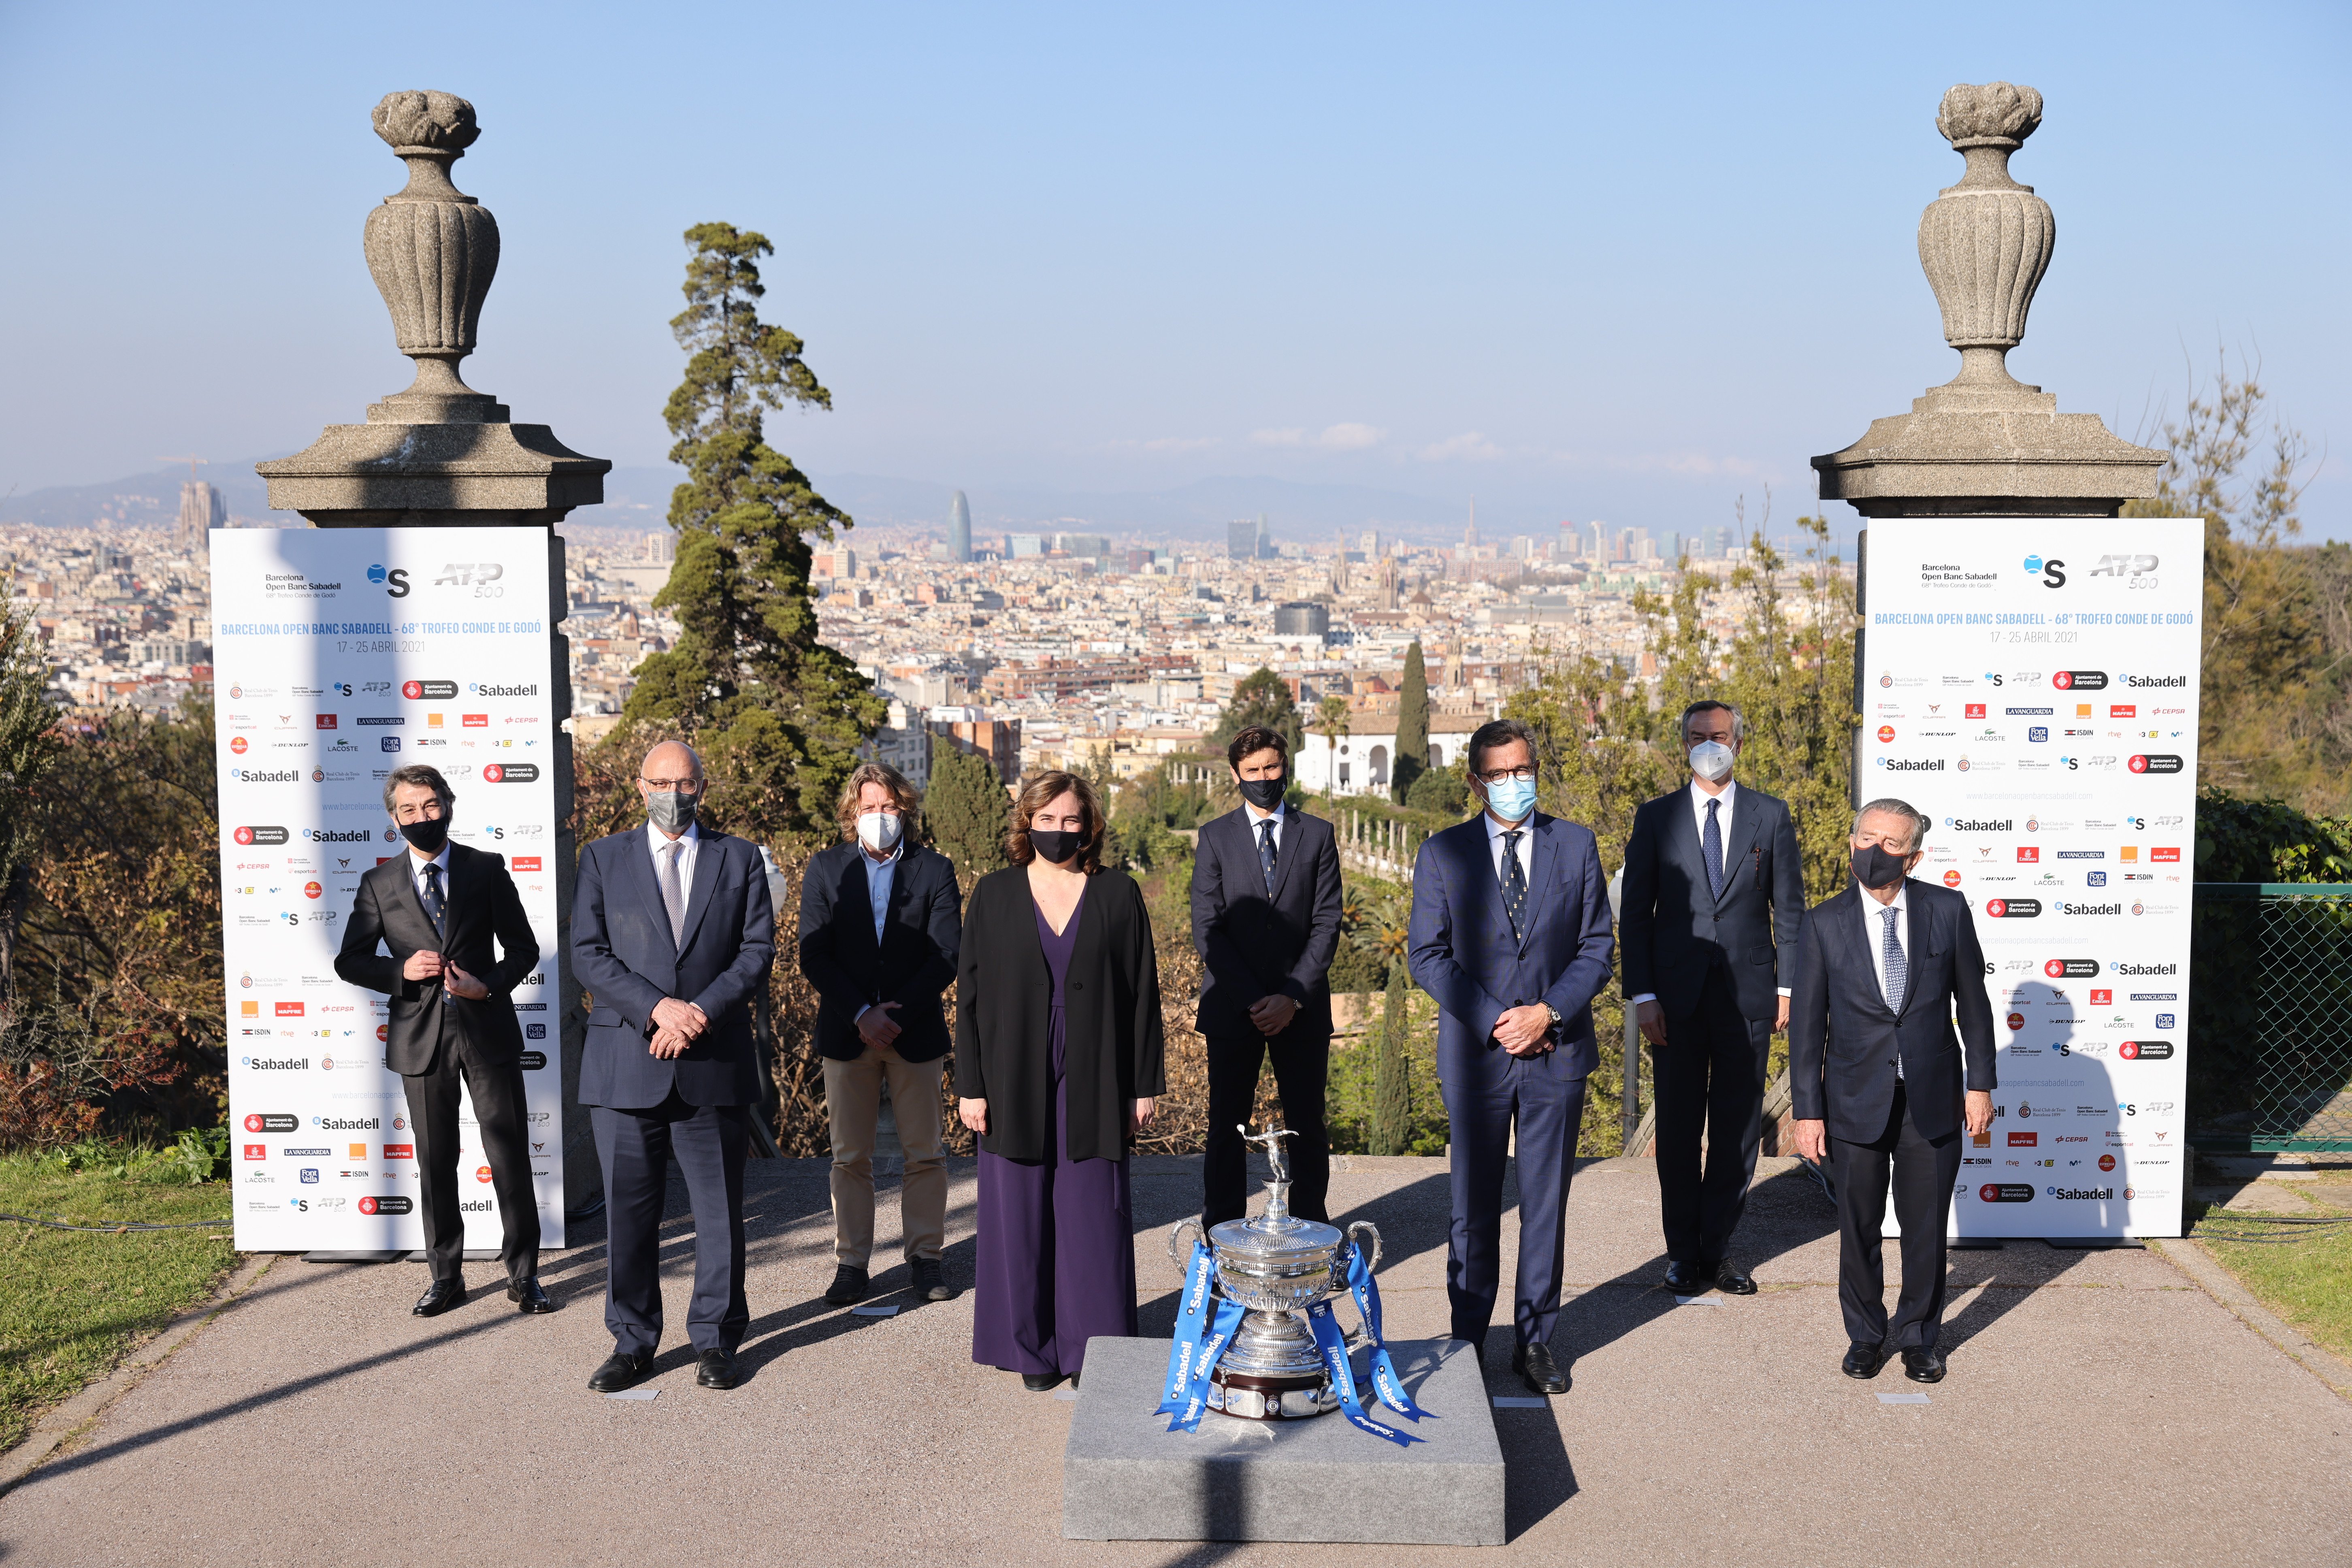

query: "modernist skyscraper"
left=948, top=490, right=972, bottom=562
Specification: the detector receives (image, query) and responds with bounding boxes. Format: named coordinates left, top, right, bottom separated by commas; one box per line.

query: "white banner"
left=1862, top=516, right=2203, bottom=1238
left=211, top=527, right=565, bottom=1252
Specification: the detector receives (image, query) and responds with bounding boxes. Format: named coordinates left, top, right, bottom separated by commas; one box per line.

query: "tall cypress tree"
left=624, top=223, right=884, bottom=834
left=1391, top=639, right=1429, bottom=803
left=1368, top=958, right=1411, bottom=1155
left=925, top=742, right=1012, bottom=887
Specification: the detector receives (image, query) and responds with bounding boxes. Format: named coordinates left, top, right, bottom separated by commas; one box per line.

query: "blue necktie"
left=1702, top=796, right=1724, bottom=901
left=420, top=863, right=450, bottom=1008
left=1500, top=831, right=1527, bottom=944
left=1259, top=819, right=1278, bottom=897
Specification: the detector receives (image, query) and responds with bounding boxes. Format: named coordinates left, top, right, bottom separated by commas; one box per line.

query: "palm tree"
left=1313, top=695, right=1351, bottom=800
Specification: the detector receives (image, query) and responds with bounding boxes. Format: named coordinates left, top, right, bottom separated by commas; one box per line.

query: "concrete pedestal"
left=1061, top=1336, right=1504, bottom=1545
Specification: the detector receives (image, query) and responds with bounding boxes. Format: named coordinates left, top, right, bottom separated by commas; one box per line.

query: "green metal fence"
left=2191, top=884, right=2352, bottom=1153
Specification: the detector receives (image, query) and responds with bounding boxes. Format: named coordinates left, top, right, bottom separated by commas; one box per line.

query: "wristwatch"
left=1542, top=1001, right=1561, bottom=1033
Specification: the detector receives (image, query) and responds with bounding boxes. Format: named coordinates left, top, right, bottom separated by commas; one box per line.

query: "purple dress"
left=970, top=883, right=1139, bottom=1376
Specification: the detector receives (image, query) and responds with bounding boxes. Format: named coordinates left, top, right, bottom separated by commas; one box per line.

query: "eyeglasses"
left=640, top=777, right=702, bottom=791
left=1475, top=767, right=1538, bottom=784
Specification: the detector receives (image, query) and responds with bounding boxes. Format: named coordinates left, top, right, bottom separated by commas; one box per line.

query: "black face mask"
left=399, top=815, right=450, bottom=854
left=1851, top=842, right=1910, bottom=889
left=1029, top=828, right=1085, bottom=865
left=1236, top=775, right=1287, bottom=812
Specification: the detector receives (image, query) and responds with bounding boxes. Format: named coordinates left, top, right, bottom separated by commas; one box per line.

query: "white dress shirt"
left=1483, top=808, right=1533, bottom=885
left=646, top=818, right=701, bottom=894
left=862, top=839, right=901, bottom=942
left=1626, top=780, right=1791, bottom=1007
left=1243, top=799, right=1287, bottom=858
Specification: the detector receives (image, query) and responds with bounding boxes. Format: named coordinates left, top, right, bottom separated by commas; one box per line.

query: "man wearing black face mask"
left=336, top=764, right=548, bottom=1317
left=1789, top=799, right=1996, bottom=1384
left=1189, top=725, right=1342, bottom=1227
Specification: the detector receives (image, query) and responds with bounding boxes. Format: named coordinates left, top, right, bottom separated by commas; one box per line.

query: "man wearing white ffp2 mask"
left=797, top=761, right=964, bottom=1308
left=1617, top=700, right=1805, bottom=1298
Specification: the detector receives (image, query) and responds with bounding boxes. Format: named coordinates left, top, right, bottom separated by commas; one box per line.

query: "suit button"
left=1071, top=981, right=1083, bottom=991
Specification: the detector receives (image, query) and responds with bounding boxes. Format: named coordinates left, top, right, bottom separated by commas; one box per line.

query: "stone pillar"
left=1811, top=82, right=2166, bottom=809
left=257, top=90, right=612, bottom=1219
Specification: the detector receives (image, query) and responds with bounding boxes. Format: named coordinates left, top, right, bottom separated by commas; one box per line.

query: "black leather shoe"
left=507, top=1278, right=554, bottom=1314
left=910, top=1258, right=954, bottom=1301
left=1511, top=1341, right=1569, bottom=1395
left=1662, top=1259, right=1705, bottom=1293
left=1021, top=1371, right=1065, bottom=1392
left=824, top=1265, right=870, bottom=1306
left=1711, top=1262, right=1758, bottom=1296
left=412, top=1280, right=466, bottom=1317
left=588, top=1350, right=652, bottom=1392
left=696, top=1349, right=740, bottom=1390
left=1841, top=1342, right=1886, bottom=1379
left=1901, top=1346, right=1947, bottom=1383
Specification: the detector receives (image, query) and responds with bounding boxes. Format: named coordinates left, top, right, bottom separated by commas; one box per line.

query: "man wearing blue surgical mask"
left=1619, top=700, right=1805, bottom=1297
left=798, top=761, right=963, bottom=1307
left=1406, top=719, right=1614, bottom=1396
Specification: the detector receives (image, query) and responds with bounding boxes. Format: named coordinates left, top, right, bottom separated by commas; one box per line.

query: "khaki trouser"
left=822, top=1046, right=947, bottom=1268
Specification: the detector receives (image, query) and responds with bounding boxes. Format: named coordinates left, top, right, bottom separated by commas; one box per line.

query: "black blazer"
left=333, top=842, right=539, bottom=1074
left=954, top=867, right=1166, bottom=1163
left=1788, top=879, right=1998, bottom=1142
left=1620, top=784, right=1805, bottom=1023
left=1189, top=805, right=1343, bottom=1037
left=797, top=840, right=962, bottom=1063
left=571, top=826, right=776, bottom=1110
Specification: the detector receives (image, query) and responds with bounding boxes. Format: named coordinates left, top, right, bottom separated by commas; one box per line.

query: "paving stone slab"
left=1061, top=1336, right=1503, bottom=1545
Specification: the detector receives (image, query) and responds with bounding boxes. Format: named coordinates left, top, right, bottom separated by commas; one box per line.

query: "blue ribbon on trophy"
left=1157, top=1240, right=1219, bottom=1417
left=1305, top=1299, right=1422, bottom=1446
left=1340, top=1236, right=1431, bottom=1421
left=1165, top=1297, right=1247, bottom=1434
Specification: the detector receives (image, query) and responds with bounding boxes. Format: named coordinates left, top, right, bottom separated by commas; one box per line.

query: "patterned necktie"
left=1501, top=830, right=1527, bottom=944
left=1702, top=796, right=1725, bottom=901
left=1258, top=818, right=1278, bottom=896
left=1881, top=905, right=1908, bottom=1015
left=420, top=863, right=450, bottom=1008
left=659, top=839, right=688, bottom=947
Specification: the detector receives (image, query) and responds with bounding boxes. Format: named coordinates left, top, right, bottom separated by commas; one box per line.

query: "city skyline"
left=0, top=5, right=2344, bottom=540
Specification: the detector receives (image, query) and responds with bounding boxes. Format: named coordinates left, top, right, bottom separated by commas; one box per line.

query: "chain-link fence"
left=2191, top=884, right=2352, bottom=1152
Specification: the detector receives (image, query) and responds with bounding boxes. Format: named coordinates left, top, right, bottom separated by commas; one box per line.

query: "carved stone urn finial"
left=362, top=89, right=505, bottom=423
left=1918, top=81, right=2053, bottom=393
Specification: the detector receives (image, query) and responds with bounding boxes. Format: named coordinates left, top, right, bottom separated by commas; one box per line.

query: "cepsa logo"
left=366, top=563, right=413, bottom=597
left=402, top=680, right=461, bottom=701
left=2052, top=671, right=2109, bottom=690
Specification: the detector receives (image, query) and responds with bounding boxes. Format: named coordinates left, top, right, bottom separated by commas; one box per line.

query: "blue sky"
left=2, top=1, right=2344, bottom=541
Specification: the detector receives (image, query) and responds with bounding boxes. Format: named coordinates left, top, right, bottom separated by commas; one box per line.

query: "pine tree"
left=622, top=222, right=884, bottom=835
left=926, top=742, right=1012, bottom=887
left=1391, top=640, right=1428, bottom=803
left=1368, top=958, right=1411, bottom=1155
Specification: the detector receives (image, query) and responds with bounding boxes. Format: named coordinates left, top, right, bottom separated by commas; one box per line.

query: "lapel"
left=1826, top=884, right=1893, bottom=1020
left=1267, top=808, right=1304, bottom=906
left=1461, top=814, right=1518, bottom=946
left=1516, top=814, right=1555, bottom=952
left=1667, top=786, right=1709, bottom=895
left=389, top=847, right=441, bottom=947
left=675, top=830, right=725, bottom=955
left=1897, top=881, right=1932, bottom=1022
left=1716, top=791, right=1764, bottom=908
left=618, top=827, right=678, bottom=958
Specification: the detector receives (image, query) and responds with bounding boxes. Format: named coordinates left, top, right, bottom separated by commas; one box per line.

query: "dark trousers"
left=592, top=1093, right=750, bottom=1357
left=1439, top=1046, right=1589, bottom=1349
left=1829, top=1082, right=1962, bottom=1349
left=1654, top=967, right=1772, bottom=1267
left=1203, top=1029, right=1332, bottom=1227
left=402, top=1040, right=539, bottom=1285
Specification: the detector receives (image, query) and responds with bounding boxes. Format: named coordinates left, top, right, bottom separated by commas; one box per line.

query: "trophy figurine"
left=1166, top=1123, right=1380, bottom=1421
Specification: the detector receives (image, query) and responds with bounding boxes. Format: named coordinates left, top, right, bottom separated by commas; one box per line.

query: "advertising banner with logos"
left=210, top=528, right=564, bottom=1253
left=1862, top=516, right=2202, bottom=1238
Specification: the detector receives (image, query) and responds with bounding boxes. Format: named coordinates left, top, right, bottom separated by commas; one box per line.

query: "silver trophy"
left=1167, top=1123, right=1381, bottom=1421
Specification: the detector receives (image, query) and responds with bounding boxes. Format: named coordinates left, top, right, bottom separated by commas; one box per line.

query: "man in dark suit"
left=572, top=740, right=776, bottom=1393
left=1190, top=724, right=1343, bottom=1227
left=1790, top=798, right=1996, bottom=1384
left=798, top=760, right=963, bottom=1306
left=1621, top=699, right=1806, bottom=1295
left=335, top=763, right=550, bottom=1317
left=1407, top=719, right=1615, bottom=1396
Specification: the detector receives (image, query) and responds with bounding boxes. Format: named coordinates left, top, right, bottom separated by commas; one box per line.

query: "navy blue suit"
left=1408, top=811, right=1615, bottom=1349
left=571, top=823, right=775, bottom=1357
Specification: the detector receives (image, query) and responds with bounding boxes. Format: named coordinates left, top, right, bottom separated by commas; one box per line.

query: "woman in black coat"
left=958, top=769, right=1165, bottom=1391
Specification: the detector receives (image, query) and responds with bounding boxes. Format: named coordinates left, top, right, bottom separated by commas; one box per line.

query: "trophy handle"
left=1166, top=1216, right=1206, bottom=1280
left=1344, top=1219, right=1383, bottom=1277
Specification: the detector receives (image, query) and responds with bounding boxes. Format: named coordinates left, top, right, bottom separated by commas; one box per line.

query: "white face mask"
left=1688, top=739, right=1735, bottom=784
left=857, top=811, right=904, bottom=851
